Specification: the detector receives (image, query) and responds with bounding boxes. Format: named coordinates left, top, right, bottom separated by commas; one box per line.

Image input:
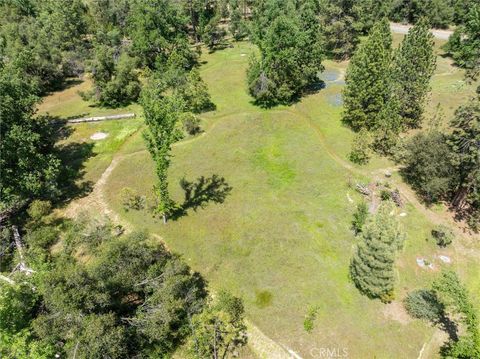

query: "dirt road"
left=390, top=23, right=453, bottom=40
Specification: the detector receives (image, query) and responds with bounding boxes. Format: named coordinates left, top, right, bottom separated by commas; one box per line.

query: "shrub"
left=431, top=225, right=454, bottom=247
left=120, top=187, right=145, bottom=211
left=349, top=129, right=371, bottom=164
left=303, top=306, right=319, bottom=333
left=181, top=113, right=201, bottom=136
left=404, top=289, right=444, bottom=323
left=27, top=200, right=52, bottom=220
left=352, top=202, right=368, bottom=234
left=380, top=190, right=392, bottom=201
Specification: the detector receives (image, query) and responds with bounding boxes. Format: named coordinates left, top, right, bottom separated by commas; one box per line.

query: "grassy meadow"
left=44, top=35, right=480, bottom=358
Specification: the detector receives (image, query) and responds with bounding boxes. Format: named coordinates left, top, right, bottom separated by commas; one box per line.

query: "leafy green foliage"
left=342, top=19, right=394, bottom=131
left=449, top=98, right=480, bottom=229
left=0, top=0, right=87, bottom=93
left=86, top=50, right=141, bottom=107
left=431, top=225, right=454, bottom=247
left=188, top=290, right=247, bottom=358
left=444, top=4, right=480, bottom=76
left=303, top=305, right=319, bottom=333
left=349, top=128, right=372, bottom=164
left=0, top=282, right=38, bottom=334
left=175, top=69, right=215, bottom=113
left=393, top=18, right=437, bottom=128
left=142, top=85, right=184, bottom=220
left=229, top=0, right=248, bottom=40
left=401, top=131, right=455, bottom=203
left=181, top=112, right=202, bottom=135
left=0, top=68, right=60, bottom=209
left=120, top=187, right=145, bottom=211
left=0, top=329, right=56, bottom=359
left=129, top=0, right=195, bottom=70
left=16, top=218, right=211, bottom=358
left=433, top=271, right=480, bottom=358
left=352, top=201, right=369, bottom=234
left=202, top=15, right=226, bottom=50
left=350, top=201, right=405, bottom=302
left=247, top=2, right=324, bottom=106
left=390, top=0, right=454, bottom=29
left=319, top=0, right=360, bottom=59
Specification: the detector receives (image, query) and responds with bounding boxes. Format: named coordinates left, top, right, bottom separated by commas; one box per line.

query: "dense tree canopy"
left=0, top=212, right=247, bottom=358
left=247, top=0, right=324, bottom=106
left=444, top=4, right=480, bottom=77
left=0, top=67, right=60, bottom=212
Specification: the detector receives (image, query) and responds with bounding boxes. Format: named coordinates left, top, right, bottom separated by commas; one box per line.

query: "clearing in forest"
left=46, top=37, right=479, bottom=358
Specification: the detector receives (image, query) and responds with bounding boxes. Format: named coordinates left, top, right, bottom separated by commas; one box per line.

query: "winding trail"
left=65, top=102, right=478, bottom=358
left=64, top=133, right=295, bottom=359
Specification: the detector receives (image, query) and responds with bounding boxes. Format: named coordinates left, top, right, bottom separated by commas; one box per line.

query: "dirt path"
left=390, top=23, right=453, bottom=40
left=64, top=98, right=476, bottom=359
left=64, top=145, right=297, bottom=359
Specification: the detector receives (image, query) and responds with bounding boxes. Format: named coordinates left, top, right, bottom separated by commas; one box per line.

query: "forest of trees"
left=1, top=0, right=479, bottom=357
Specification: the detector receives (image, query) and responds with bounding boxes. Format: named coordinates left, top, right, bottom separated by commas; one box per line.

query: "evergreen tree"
left=342, top=19, right=393, bottom=131
left=201, top=14, right=226, bottom=50
left=349, top=128, right=372, bottom=164
left=372, top=94, right=402, bottom=154
left=229, top=0, right=247, bottom=40
left=319, top=0, right=359, bottom=60
left=85, top=43, right=141, bottom=107
left=448, top=98, right=480, bottom=229
left=129, top=0, right=195, bottom=70
left=247, top=2, right=324, bottom=106
left=444, top=4, right=480, bottom=78
left=350, top=201, right=405, bottom=302
left=352, top=0, right=392, bottom=34
left=175, top=69, right=215, bottom=113
left=390, top=0, right=453, bottom=29
left=393, top=18, right=437, bottom=128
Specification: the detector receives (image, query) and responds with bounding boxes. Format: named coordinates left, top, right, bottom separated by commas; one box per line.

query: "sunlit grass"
left=50, top=36, right=479, bottom=358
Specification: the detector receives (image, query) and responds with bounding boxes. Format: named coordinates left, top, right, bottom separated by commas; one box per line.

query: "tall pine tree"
left=319, top=0, right=359, bottom=60
left=393, top=18, right=436, bottom=128
left=449, top=98, right=480, bottom=227
left=350, top=201, right=405, bottom=302
left=342, top=18, right=393, bottom=131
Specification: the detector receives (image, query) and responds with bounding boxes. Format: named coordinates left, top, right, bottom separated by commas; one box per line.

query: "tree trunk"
left=452, top=186, right=469, bottom=209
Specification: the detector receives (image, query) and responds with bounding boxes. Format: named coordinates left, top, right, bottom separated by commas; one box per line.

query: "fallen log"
left=67, top=113, right=136, bottom=124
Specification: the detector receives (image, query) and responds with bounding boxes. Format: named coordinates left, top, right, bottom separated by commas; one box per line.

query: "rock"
left=439, top=255, right=451, bottom=263
left=90, top=132, right=108, bottom=140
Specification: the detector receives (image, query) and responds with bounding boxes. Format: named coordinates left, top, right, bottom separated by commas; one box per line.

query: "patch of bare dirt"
left=383, top=300, right=412, bottom=325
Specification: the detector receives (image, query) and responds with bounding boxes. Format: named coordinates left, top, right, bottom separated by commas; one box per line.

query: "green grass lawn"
left=37, top=78, right=141, bottom=119
left=56, top=118, right=144, bottom=186
left=47, top=37, right=480, bottom=358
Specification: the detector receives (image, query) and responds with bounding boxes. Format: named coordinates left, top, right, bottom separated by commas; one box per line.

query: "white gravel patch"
left=439, top=255, right=451, bottom=263
left=90, top=132, right=108, bottom=140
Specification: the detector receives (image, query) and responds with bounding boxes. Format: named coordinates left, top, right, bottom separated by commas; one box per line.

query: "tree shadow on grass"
left=52, top=121, right=96, bottom=205
left=171, top=175, right=232, bottom=220
left=437, top=313, right=459, bottom=342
